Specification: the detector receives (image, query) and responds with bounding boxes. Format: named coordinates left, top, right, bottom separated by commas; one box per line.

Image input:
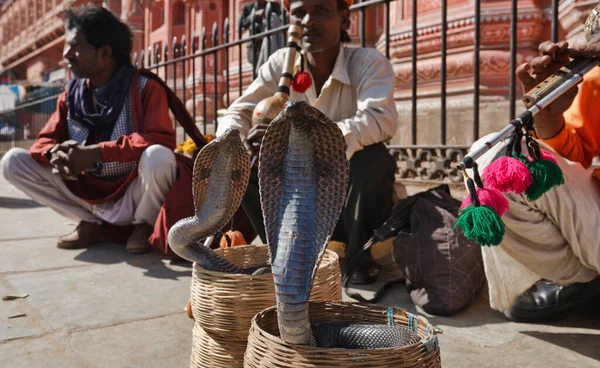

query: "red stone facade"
left=379, top=0, right=599, bottom=145
left=0, top=0, right=598, bottom=141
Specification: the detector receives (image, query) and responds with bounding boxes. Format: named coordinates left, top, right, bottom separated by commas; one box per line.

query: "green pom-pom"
left=512, top=153, right=529, bottom=164
left=454, top=205, right=505, bottom=246
left=525, top=159, right=565, bottom=201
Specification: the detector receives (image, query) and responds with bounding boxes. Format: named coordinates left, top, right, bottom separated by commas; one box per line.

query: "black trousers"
left=241, top=142, right=397, bottom=263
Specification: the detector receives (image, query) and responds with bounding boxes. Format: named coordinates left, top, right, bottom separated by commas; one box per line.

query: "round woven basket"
left=190, top=245, right=342, bottom=340
left=190, top=324, right=247, bottom=368
left=244, top=301, right=442, bottom=368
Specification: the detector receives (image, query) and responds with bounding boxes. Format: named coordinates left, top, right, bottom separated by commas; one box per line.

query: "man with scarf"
left=1, top=5, right=178, bottom=253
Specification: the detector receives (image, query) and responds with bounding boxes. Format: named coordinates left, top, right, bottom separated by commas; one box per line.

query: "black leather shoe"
left=349, top=262, right=381, bottom=285
left=504, top=278, right=600, bottom=323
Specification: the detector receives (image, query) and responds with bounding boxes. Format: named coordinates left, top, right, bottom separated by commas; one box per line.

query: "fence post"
left=163, top=42, right=169, bottom=88
left=213, top=22, right=219, bottom=133
left=202, top=27, right=207, bottom=135
left=173, top=37, right=178, bottom=100
left=192, top=32, right=197, bottom=124
left=224, top=17, right=231, bottom=107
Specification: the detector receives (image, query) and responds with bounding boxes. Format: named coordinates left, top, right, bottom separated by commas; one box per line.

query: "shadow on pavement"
left=0, top=196, right=44, bottom=208
left=73, top=242, right=192, bottom=281
left=342, top=260, right=510, bottom=328
left=350, top=275, right=600, bottom=330
left=522, top=331, right=600, bottom=361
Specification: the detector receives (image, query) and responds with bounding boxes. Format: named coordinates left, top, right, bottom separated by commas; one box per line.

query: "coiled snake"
left=168, top=101, right=419, bottom=349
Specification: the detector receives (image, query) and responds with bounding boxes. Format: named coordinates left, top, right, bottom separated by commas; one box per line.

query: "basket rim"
left=249, top=301, right=440, bottom=353
left=193, top=245, right=339, bottom=279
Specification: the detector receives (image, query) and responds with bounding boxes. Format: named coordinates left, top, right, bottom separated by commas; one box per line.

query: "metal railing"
left=0, top=0, right=565, bottom=182
left=132, top=0, right=563, bottom=182
left=0, top=87, right=61, bottom=153
left=134, top=0, right=399, bottom=136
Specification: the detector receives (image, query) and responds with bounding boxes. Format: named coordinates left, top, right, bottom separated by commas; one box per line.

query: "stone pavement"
left=1, top=173, right=599, bottom=368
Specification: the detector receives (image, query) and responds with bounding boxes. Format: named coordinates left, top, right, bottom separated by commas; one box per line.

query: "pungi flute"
left=458, top=3, right=600, bottom=171
left=251, top=24, right=303, bottom=127
left=248, top=24, right=303, bottom=167
left=457, top=56, right=600, bottom=171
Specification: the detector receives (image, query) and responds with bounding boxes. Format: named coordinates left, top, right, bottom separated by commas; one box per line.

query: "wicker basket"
left=244, top=301, right=442, bottom=368
left=190, top=324, right=247, bottom=368
left=190, top=245, right=342, bottom=340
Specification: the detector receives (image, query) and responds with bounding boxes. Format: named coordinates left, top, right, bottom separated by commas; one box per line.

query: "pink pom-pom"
left=527, top=149, right=558, bottom=164
left=460, top=187, right=510, bottom=216
left=482, top=156, right=533, bottom=194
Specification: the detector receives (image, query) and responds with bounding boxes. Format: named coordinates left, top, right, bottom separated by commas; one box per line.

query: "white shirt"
left=216, top=44, right=398, bottom=160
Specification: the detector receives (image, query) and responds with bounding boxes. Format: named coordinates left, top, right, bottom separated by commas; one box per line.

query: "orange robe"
left=542, top=66, right=600, bottom=180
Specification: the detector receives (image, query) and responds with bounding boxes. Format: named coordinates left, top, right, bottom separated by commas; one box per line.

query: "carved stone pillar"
left=225, top=0, right=252, bottom=104
left=122, top=0, right=145, bottom=55
left=143, top=0, right=151, bottom=53
left=184, top=0, right=228, bottom=128
left=347, top=3, right=384, bottom=48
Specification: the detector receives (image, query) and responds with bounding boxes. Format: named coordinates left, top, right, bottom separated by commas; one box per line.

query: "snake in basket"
left=167, top=101, right=420, bottom=349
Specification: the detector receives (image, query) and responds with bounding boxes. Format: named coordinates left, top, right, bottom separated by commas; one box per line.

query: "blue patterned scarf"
left=66, top=64, right=137, bottom=142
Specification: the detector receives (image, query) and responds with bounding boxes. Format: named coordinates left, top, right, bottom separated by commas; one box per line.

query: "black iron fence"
left=0, top=86, right=61, bottom=153
left=0, top=0, right=565, bottom=183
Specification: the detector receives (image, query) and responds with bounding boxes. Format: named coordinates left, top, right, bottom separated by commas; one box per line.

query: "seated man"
left=0, top=5, right=177, bottom=253
left=472, top=39, right=600, bottom=322
left=217, top=0, right=398, bottom=284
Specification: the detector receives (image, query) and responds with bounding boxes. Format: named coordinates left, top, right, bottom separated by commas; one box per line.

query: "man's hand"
left=48, top=141, right=78, bottom=178
left=517, top=41, right=578, bottom=139
left=49, top=140, right=102, bottom=179
left=567, top=36, right=600, bottom=58
left=247, top=124, right=269, bottom=155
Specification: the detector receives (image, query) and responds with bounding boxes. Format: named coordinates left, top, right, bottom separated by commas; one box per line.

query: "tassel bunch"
left=456, top=124, right=564, bottom=247
left=455, top=163, right=507, bottom=246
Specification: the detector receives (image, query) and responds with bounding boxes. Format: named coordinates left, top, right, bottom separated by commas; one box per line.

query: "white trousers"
left=468, top=134, right=600, bottom=312
left=0, top=145, right=177, bottom=227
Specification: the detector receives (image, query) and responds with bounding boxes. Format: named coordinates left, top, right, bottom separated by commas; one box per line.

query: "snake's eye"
left=231, top=170, right=241, bottom=181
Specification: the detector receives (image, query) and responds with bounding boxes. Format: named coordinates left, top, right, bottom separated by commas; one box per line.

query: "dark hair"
left=64, top=4, right=133, bottom=66
left=337, top=0, right=351, bottom=43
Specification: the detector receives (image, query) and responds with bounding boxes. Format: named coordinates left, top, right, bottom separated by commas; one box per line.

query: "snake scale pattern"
left=167, top=129, right=254, bottom=274
left=168, top=101, right=420, bottom=349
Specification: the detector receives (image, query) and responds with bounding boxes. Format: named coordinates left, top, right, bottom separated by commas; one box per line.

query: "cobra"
left=168, top=102, right=419, bottom=349
left=167, top=128, right=258, bottom=274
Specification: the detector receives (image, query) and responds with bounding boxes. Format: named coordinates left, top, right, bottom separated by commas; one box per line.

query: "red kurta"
left=26, top=69, right=256, bottom=257
left=29, top=72, right=177, bottom=205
